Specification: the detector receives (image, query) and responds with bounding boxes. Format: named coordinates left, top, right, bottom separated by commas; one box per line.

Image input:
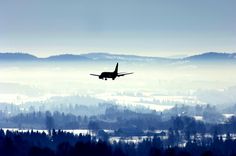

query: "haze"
left=0, top=56, right=236, bottom=111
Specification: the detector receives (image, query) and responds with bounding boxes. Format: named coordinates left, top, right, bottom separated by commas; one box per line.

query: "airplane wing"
left=90, top=74, right=100, bottom=76
left=117, top=72, right=133, bottom=77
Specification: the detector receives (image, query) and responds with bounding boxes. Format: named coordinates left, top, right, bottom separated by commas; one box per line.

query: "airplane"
left=90, top=63, right=133, bottom=80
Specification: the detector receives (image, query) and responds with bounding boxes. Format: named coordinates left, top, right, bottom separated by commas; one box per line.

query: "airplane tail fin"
left=114, top=63, right=118, bottom=74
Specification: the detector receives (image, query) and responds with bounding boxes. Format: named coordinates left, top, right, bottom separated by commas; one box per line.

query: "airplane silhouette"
left=90, top=63, right=133, bottom=80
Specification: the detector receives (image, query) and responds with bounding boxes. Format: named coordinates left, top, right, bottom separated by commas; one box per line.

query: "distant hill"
left=0, top=52, right=170, bottom=62
left=185, top=52, right=236, bottom=62
left=45, top=54, right=89, bottom=61
left=0, top=53, right=38, bottom=60
left=44, top=52, right=170, bottom=62
left=0, top=52, right=235, bottom=63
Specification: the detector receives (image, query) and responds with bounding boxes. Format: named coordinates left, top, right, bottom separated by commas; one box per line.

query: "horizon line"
left=0, top=51, right=236, bottom=59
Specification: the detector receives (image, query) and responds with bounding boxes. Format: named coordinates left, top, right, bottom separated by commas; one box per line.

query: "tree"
left=167, top=128, right=175, bottom=147
left=45, top=114, right=55, bottom=136
left=88, top=121, right=99, bottom=132
left=173, top=116, right=184, bottom=131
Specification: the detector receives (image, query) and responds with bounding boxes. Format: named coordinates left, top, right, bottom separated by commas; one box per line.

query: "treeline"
left=0, top=129, right=236, bottom=156
left=6, top=107, right=236, bottom=136
left=2, top=102, right=235, bottom=122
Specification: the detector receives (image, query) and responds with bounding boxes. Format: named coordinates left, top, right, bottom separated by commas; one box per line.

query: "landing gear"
left=105, top=78, right=107, bottom=80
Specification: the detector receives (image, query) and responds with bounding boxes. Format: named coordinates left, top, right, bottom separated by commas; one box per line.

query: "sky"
left=0, top=0, right=236, bottom=57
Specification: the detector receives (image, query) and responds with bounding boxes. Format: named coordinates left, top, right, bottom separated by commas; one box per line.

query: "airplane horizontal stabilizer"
left=90, top=74, right=100, bottom=76
left=117, top=72, right=133, bottom=77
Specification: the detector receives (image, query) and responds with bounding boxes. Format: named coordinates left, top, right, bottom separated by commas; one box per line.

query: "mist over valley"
left=0, top=52, right=235, bottom=113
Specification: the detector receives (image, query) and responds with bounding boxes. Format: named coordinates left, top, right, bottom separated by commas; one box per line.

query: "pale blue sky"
left=0, top=0, right=235, bottom=57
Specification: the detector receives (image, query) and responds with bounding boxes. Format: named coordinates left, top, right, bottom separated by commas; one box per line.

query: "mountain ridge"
left=0, top=52, right=235, bottom=62
left=184, top=52, right=236, bottom=61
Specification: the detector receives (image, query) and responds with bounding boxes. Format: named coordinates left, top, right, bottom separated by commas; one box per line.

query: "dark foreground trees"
left=0, top=129, right=236, bottom=156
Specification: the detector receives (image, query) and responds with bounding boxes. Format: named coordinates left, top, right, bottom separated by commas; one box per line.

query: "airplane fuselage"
left=99, top=72, right=117, bottom=80
left=90, top=63, right=133, bottom=80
